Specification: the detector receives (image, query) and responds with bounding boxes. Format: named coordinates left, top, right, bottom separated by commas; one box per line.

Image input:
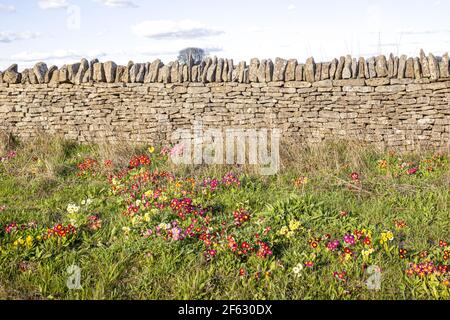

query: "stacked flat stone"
left=2, top=49, right=450, bottom=85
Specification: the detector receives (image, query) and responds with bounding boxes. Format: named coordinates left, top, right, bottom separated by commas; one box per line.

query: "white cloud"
left=0, top=31, right=40, bottom=43
left=287, top=4, right=296, bottom=11
left=10, top=49, right=107, bottom=62
left=132, top=19, right=224, bottom=40
left=37, top=0, right=69, bottom=10
left=0, top=3, right=15, bottom=12
left=94, top=0, right=138, bottom=7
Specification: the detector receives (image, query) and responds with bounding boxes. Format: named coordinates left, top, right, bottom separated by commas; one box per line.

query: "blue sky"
left=0, top=0, right=449, bottom=70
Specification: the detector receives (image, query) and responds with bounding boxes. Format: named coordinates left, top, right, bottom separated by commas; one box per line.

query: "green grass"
left=0, top=136, right=449, bottom=300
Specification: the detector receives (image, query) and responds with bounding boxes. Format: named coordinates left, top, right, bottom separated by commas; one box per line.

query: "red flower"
left=305, top=261, right=314, bottom=268
left=399, top=248, right=408, bottom=259
left=350, top=172, right=360, bottom=181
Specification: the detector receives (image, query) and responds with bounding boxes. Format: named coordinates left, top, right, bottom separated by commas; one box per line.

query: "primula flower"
left=304, top=261, right=314, bottom=268
left=378, top=159, right=388, bottom=169
left=343, top=234, right=356, bottom=245
left=294, top=177, right=308, bottom=187
left=289, top=219, right=300, bottom=231
left=380, top=231, right=394, bottom=244
left=350, top=172, right=360, bottom=181
left=327, top=240, right=340, bottom=251
left=292, top=263, right=304, bottom=275
left=407, top=167, right=418, bottom=175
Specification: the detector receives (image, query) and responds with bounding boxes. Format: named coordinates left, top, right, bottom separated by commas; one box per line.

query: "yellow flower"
left=289, top=219, right=300, bottom=231
left=380, top=231, right=394, bottom=244
left=143, top=212, right=151, bottom=222
left=26, top=235, right=33, bottom=247
left=279, top=226, right=289, bottom=236
left=362, top=248, right=374, bottom=260
left=286, top=231, right=295, bottom=238
left=144, top=190, right=153, bottom=198
left=148, top=146, right=155, bottom=154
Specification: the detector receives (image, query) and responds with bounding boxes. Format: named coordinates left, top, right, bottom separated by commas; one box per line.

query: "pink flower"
left=170, top=144, right=184, bottom=157
left=343, top=234, right=356, bottom=245
left=327, top=240, right=340, bottom=251
left=407, top=167, right=418, bottom=175
left=350, top=172, right=359, bottom=181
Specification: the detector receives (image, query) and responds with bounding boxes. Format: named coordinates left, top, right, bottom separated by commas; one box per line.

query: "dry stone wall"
left=1, top=50, right=449, bottom=150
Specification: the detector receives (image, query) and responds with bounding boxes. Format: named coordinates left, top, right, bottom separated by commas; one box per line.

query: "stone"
left=33, top=62, right=48, bottom=84
left=44, top=65, right=58, bottom=83
left=285, top=59, right=297, bottom=81
left=295, top=63, right=304, bottom=81
left=314, top=63, right=322, bottom=81
left=397, top=55, right=407, bottom=79
left=374, top=85, right=405, bottom=93
left=103, top=61, right=117, bottom=83
left=20, top=69, right=29, bottom=84
left=365, top=78, right=390, bottom=86
left=413, top=57, right=421, bottom=79
left=201, top=58, right=212, bottom=83
left=440, top=52, right=449, bottom=78
left=333, top=79, right=365, bottom=86
left=375, top=55, right=388, bottom=77
left=367, top=57, right=376, bottom=78
left=3, top=64, right=21, bottom=84
left=312, top=79, right=332, bottom=87
left=265, top=59, right=273, bottom=82
left=342, top=55, right=352, bottom=79
left=171, top=61, right=180, bottom=83
left=160, top=64, right=171, bottom=83
left=273, top=57, right=288, bottom=81
left=304, top=57, right=315, bottom=82
left=226, top=59, right=233, bottom=82
left=357, top=57, right=365, bottom=78
left=67, top=63, right=80, bottom=82
left=321, top=62, right=330, bottom=80
left=206, top=63, right=217, bottom=82
left=191, top=65, right=199, bottom=82
left=393, top=57, right=399, bottom=78
left=58, top=65, right=70, bottom=83
left=146, top=59, right=163, bottom=83
left=428, top=53, right=439, bottom=80
left=335, top=56, right=345, bottom=80
left=88, top=59, right=98, bottom=82
left=284, top=81, right=312, bottom=88
left=420, top=49, right=430, bottom=78
left=182, top=64, right=188, bottom=82
left=115, top=66, right=126, bottom=83
left=329, top=58, right=338, bottom=80
left=216, top=58, right=224, bottom=82
left=136, top=63, right=146, bottom=83
left=122, top=61, right=133, bottom=83
left=351, top=58, right=358, bottom=79
left=93, top=63, right=105, bottom=82
left=405, top=58, right=414, bottom=78
left=29, top=70, right=38, bottom=84
left=49, top=68, right=59, bottom=84
left=74, top=59, right=89, bottom=84
left=387, top=54, right=394, bottom=78
left=238, top=61, right=246, bottom=83
left=249, top=58, right=260, bottom=82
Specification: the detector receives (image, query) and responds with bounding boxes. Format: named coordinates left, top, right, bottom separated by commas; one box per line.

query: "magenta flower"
left=343, top=234, right=356, bottom=245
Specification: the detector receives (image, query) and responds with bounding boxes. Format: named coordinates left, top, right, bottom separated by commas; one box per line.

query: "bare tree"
left=177, top=47, right=206, bottom=65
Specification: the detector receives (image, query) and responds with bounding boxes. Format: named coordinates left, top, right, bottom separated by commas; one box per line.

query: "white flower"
left=67, top=203, right=80, bottom=214
left=293, top=263, right=304, bottom=275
